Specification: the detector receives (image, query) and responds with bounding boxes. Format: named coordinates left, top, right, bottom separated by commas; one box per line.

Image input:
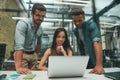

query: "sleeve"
left=88, top=21, right=101, bottom=42
left=14, top=20, right=28, bottom=50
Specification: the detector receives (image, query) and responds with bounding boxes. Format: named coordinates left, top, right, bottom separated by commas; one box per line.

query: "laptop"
left=104, top=71, right=120, bottom=80
left=48, top=56, right=89, bottom=78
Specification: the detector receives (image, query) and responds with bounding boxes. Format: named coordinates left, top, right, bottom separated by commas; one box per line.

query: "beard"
left=34, top=20, right=42, bottom=26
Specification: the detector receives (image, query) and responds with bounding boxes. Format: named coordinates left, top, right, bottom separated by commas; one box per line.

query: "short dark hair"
left=71, top=7, right=85, bottom=16
left=32, top=3, right=46, bottom=14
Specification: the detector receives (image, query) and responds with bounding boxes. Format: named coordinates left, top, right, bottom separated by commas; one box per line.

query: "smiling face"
left=72, top=15, right=85, bottom=29
left=31, top=9, right=46, bottom=26
left=56, top=31, right=66, bottom=46
left=51, top=28, right=72, bottom=55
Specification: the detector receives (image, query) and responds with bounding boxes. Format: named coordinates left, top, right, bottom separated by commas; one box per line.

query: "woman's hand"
left=56, top=46, right=67, bottom=56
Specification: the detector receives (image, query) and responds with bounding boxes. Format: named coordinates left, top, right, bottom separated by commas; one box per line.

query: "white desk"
left=0, top=67, right=120, bottom=80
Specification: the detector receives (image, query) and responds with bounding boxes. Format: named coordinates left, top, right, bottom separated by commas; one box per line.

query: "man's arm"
left=90, top=42, right=105, bottom=74
left=35, top=44, right=41, bottom=55
left=14, top=50, right=23, bottom=69
left=14, top=20, right=32, bottom=74
left=14, top=50, right=31, bottom=74
left=94, top=42, right=103, bottom=66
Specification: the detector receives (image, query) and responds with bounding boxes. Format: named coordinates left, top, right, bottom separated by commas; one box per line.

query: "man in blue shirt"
left=14, top=3, right=46, bottom=74
left=71, top=7, right=104, bottom=74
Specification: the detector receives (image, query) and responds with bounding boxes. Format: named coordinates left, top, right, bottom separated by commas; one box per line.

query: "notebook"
left=48, top=56, right=89, bottom=78
left=104, top=71, right=120, bottom=80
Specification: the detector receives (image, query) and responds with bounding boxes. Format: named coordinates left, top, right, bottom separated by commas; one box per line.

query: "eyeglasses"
left=35, top=14, right=45, bottom=19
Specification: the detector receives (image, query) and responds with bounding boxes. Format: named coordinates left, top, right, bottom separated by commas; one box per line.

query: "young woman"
left=38, top=28, right=73, bottom=71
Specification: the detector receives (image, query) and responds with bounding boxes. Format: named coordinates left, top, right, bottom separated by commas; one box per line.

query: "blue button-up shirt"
left=14, top=18, right=43, bottom=51
left=73, top=20, right=101, bottom=65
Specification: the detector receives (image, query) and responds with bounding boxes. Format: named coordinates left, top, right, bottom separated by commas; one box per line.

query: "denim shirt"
left=14, top=18, right=43, bottom=51
left=73, top=20, right=101, bottom=65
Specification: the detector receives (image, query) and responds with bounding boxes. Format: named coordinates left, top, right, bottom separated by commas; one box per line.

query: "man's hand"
left=89, top=65, right=105, bottom=74
left=16, top=67, right=32, bottom=74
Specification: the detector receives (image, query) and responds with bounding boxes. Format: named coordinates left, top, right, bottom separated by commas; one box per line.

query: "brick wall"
left=0, top=0, right=21, bottom=59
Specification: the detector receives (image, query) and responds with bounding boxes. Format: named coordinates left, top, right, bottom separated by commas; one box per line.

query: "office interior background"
left=0, top=0, right=120, bottom=70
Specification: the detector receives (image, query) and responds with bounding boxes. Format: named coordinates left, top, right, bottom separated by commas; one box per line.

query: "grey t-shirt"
left=78, top=29, right=84, bottom=42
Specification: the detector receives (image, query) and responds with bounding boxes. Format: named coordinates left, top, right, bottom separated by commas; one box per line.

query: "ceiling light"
left=63, top=0, right=90, bottom=4
left=12, top=17, right=72, bottom=22
left=54, top=2, right=88, bottom=6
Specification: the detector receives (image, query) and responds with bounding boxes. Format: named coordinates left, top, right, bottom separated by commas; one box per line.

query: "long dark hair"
left=51, top=28, right=72, bottom=55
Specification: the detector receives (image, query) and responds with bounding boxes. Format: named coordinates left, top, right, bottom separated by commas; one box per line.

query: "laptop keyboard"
left=104, top=72, right=120, bottom=80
